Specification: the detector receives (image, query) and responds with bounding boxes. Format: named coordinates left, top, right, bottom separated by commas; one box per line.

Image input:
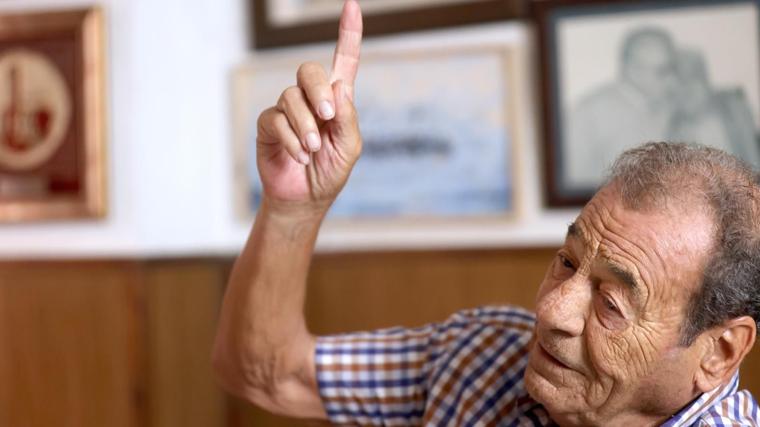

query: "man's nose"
left=536, top=275, right=591, bottom=338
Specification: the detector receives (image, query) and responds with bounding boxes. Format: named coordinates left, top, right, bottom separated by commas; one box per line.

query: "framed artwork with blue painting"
left=232, top=44, right=520, bottom=229
left=534, top=0, right=760, bottom=206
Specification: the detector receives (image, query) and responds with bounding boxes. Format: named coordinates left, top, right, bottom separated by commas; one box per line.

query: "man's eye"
left=558, top=254, right=576, bottom=270
left=603, top=296, right=621, bottom=315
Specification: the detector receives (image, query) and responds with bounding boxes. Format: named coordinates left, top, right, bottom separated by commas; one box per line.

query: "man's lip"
left=538, top=342, right=573, bottom=371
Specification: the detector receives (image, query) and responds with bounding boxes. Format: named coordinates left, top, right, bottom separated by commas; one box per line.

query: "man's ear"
left=695, top=316, right=756, bottom=392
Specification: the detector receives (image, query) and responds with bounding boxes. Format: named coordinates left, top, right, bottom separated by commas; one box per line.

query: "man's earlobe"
left=695, top=316, right=756, bottom=392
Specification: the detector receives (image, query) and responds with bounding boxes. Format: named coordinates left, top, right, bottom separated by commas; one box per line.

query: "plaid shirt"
left=315, top=306, right=760, bottom=426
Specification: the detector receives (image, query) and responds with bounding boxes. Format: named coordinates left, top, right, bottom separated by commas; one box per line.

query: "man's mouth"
left=538, top=342, right=572, bottom=370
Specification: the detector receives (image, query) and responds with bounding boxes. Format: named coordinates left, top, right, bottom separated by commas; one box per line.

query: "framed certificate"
left=0, top=7, right=107, bottom=221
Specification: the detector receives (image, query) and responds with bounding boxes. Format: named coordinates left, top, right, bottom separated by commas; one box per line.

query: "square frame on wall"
left=231, top=41, right=524, bottom=237
left=0, top=7, right=107, bottom=222
left=534, top=0, right=760, bottom=206
left=251, top=0, right=526, bottom=49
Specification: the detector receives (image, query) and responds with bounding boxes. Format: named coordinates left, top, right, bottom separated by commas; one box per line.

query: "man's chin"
left=525, top=367, right=589, bottom=425
left=524, top=363, right=554, bottom=405
left=524, top=348, right=567, bottom=401
left=524, top=362, right=588, bottom=420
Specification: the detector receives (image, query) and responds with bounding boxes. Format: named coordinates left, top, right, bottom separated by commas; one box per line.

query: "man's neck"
left=550, top=409, right=669, bottom=427
left=547, top=390, right=703, bottom=427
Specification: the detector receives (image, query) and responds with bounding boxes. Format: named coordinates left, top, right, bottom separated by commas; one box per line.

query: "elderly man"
left=213, top=2, right=760, bottom=425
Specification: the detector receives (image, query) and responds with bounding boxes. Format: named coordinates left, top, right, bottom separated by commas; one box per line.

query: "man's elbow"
left=211, top=337, right=315, bottom=417
left=211, top=335, right=273, bottom=402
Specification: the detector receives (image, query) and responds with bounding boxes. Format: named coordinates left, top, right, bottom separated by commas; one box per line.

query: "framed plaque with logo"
left=0, top=7, right=106, bottom=222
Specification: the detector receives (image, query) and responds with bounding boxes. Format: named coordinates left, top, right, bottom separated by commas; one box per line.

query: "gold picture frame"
left=0, top=7, right=107, bottom=222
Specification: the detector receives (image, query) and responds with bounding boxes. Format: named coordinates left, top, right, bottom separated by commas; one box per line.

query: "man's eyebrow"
left=567, top=221, right=641, bottom=296
left=567, top=222, right=578, bottom=238
left=567, top=222, right=583, bottom=241
left=605, top=261, right=641, bottom=296
left=566, top=222, right=591, bottom=248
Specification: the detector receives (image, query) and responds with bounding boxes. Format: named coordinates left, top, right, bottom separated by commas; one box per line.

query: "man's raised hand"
left=256, top=0, right=363, bottom=215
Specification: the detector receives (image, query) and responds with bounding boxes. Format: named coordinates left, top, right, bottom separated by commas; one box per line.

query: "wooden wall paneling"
left=227, top=398, right=328, bottom=427
left=305, top=248, right=555, bottom=334
left=741, top=346, right=760, bottom=396
left=0, top=261, right=146, bottom=427
left=143, top=259, right=228, bottom=427
left=0, top=253, right=758, bottom=427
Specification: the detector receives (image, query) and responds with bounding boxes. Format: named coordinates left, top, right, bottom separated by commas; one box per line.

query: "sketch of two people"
left=565, top=27, right=759, bottom=189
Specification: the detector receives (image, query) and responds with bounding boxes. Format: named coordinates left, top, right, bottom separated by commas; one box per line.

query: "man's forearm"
left=213, top=198, right=326, bottom=398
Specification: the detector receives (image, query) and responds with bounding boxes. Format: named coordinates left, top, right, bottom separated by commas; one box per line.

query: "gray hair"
left=605, top=142, right=760, bottom=346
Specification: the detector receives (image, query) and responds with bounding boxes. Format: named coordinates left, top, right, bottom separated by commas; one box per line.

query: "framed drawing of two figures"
left=0, top=7, right=106, bottom=222
left=535, top=0, right=760, bottom=206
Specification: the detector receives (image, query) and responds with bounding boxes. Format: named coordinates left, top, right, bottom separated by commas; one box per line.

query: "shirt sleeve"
left=314, top=306, right=535, bottom=426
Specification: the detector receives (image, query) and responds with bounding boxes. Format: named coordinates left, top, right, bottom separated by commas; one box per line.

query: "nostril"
left=549, top=327, right=580, bottom=339
left=536, top=298, right=588, bottom=338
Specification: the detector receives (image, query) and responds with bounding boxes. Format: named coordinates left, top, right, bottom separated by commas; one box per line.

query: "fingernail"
left=306, top=132, right=321, bottom=152
left=297, top=151, right=310, bottom=165
left=319, top=100, right=335, bottom=119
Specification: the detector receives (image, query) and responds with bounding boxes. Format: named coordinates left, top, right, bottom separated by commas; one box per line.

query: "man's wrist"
left=258, top=197, right=329, bottom=228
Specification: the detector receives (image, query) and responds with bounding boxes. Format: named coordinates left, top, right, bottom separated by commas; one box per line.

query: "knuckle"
left=272, top=111, right=289, bottom=129
left=279, top=86, right=301, bottom=107
left=297, top=117, right=317, bottom=134
left=343, top=103, right=358, bottom=122
left=297, top=61, right=322, bottom=78
left=257, top=107, right=277, bottom=129
left=355, top=137, right=363, bottom=156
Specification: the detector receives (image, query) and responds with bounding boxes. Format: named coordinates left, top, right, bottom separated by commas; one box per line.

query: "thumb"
left=329, top=79, right=360, bottom=149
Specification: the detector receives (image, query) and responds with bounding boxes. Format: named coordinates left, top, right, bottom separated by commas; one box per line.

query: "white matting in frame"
left=232, top=43, right=524, bottom=234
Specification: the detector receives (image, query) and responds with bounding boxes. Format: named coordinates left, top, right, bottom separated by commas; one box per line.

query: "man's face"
left=625, top=37, right=679, bottom=103
left=524, top=185, right=715, bottom=425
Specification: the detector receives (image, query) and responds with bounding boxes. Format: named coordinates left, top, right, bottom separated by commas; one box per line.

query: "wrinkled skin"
left=524, top=184, right=716, bottom=426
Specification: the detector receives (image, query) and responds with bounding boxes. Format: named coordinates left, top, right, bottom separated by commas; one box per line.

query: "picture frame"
left=0, top=7, right=107, bottom=222
left=251, top=0, right=526, bottom=49
left=533, top=0, right=760, bottom=206
left=232, top=41, right=523, bottom=235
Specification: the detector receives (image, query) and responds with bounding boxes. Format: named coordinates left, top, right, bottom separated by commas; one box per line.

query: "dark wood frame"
left=532, top=0, right=760, bottom=207
left=251, top=0, right=527, bottom=49
left=0, top=7, right=107, bottom=221
left=532, top=0, right=628, bottom=207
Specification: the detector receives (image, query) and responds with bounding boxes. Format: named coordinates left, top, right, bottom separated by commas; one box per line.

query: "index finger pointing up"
left=330, top=0, right=363, bottom=98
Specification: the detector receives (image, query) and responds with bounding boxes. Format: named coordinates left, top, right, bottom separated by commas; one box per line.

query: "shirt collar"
left=660, top=372, right=740, bottom=426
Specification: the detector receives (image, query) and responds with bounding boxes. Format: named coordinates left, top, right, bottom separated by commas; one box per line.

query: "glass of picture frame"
left=533, top=0, right=760, bottom=206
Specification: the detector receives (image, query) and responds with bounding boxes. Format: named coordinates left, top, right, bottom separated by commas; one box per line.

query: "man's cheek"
left=591, top=329, right=659, bottom=383
left=589, top=330, right=636, bottom=382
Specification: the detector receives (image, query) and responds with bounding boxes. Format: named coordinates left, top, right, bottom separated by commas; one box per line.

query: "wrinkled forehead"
left=572, top=186, right=716, bottom=299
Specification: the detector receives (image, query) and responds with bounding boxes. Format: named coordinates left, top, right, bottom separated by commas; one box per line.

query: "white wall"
left=0, top=0, right=579, bottom=259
